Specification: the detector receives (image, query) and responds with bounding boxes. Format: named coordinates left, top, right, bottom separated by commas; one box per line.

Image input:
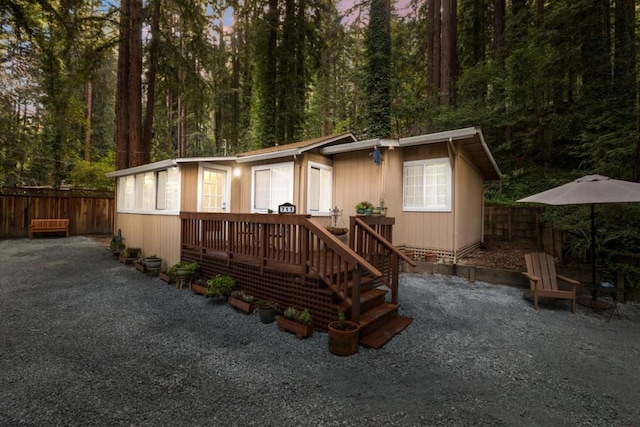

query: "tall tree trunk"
left=440, top=0, right=456, bottom=105
left=427, top=0, right=441, bottom=96
left=115, top=0, right=130, bottom=170
left=142, top=0, right=161, bottom=159
left=128, top=0, right=144, bottom=167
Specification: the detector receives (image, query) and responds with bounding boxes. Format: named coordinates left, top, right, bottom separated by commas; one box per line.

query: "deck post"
left=301, top=227, right=310, bottom=286
left=351, top=268, right=361, bottom=324
left=391, top=252, right=399, bottom=304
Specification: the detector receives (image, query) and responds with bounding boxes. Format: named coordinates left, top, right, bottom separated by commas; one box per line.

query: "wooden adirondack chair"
left=522, top=252, right=580, bottom=313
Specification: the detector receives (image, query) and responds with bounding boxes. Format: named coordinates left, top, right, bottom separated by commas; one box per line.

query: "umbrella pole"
left=591, top=204, right=597, bottom=301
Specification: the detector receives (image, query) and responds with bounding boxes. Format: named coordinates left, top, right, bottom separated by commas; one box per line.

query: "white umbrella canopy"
left=518, top=175, right=640, bottom=205
left=518, top=174, right=640, bottom=307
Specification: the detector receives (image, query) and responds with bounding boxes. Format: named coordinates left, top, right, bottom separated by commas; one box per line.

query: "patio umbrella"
left=517, top=174, right=640, bottom=306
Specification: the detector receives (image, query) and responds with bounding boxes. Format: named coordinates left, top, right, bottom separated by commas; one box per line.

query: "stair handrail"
left=304, top=218, right=382, bottom=323
left=352, top=217, right=416, bottom=304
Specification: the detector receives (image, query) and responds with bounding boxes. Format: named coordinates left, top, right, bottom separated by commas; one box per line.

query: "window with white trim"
left=117, top=168, right=180, bottom=214
left=156, top=167, right=179, bottom=211
left=307, top=162, right=332, bottom=215
left=403, top=158, right=452, bottom=212
left=251, top=162, right=294, bottom=212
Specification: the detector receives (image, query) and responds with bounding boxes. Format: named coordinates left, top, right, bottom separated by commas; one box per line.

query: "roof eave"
left=105, top=159, right=178, bottom=178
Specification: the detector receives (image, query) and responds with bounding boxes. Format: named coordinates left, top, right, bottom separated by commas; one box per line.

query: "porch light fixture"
left=233, top=167, right=241, bottom=177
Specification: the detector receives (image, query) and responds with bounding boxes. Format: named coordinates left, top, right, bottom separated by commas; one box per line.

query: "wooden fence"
left=484, top=205, right=567, bottom=262
left=0, top=187, right=114, bottom=238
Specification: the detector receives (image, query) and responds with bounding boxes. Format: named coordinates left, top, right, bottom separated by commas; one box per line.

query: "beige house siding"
left=392, top=146, right=455, bottom=254
left=115, top=213, right=181, bottom=266
left=181, top=164, right=199, bottom=212
left=455, top=147, right=485, bottom=252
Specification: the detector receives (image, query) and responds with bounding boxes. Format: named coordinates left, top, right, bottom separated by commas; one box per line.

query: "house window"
left=117, top=168, right=180, bottom=214
left=251, top=162, right=294, bottom=212
left=403, top=158, right=452, bottom=212
left=308, top=162, right=332, bottom=215
left=156, top=167, right=179, bottom=211
left=120, top=175, right=135, bottom=211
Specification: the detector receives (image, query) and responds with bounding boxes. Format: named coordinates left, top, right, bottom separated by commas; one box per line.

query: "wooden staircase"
left=334, top=272, right=413, bottom=349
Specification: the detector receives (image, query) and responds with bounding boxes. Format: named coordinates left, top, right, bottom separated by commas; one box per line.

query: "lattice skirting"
left=182, top=248, right=337, bottom=332
left=400, top=242, right=481, bottom=263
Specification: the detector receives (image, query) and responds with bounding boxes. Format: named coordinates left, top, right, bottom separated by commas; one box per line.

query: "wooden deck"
left=180, top=212, right=415, bottom=348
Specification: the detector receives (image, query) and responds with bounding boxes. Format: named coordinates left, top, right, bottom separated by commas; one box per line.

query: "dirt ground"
left=457, top=239, right=539, bottom=271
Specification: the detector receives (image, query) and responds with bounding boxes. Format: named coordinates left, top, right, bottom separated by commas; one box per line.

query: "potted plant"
left=206, top=275, right=235, bottom=299
left=110, top=240, right=125, bottom=257
left=354, top=201, right=373, bottom=216
left=379, top=195, right=388, bottom=217
left=144, top=254, right=162, bottom=270
left=277, top=307, right=314, bottom=339
left=227, top=290, right=255, bottom=314
left=254, top=299, right=278, bottom=324
left=327, top=310, right=360, bottom=356
left=168, top=261, right=199, bottom=283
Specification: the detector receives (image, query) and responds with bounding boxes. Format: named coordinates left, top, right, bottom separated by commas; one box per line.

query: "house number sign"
left=278, top=203, right=296, bottom=214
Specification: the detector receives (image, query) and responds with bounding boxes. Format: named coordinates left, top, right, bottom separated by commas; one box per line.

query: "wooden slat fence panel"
left=0, top=187, right=114, bottom=237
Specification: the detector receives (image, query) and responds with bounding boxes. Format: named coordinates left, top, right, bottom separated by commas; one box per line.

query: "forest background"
left=1, top=0, right=639, bottom=282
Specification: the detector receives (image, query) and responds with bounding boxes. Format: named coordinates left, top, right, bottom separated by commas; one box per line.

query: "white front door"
left=202, top=169, right=227, bottom=212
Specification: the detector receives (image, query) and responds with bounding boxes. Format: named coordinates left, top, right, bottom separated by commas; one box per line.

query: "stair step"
left=358, top=302, right=398, bottom=336
left=336, top=288, right=387, bottom=313
left=360, top=316, right=414, bottom=349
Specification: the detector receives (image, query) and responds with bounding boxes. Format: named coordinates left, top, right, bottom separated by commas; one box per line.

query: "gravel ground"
left=1, top=236, right=640, bottom=426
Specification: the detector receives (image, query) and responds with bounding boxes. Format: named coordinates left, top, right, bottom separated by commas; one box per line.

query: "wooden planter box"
left=159, top=271, right=173, bottom=284
left=135, top=262, right=146, bottom=273
left=228, top=296, right=254, bottom=314
left=277, top=316, right=313, bottom=339
left=191, top=282, right=208, bottom=297
left=119, top=255, right=137, bottom=265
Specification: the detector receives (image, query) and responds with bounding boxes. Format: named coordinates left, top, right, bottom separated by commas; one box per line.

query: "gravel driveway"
left=1, top=236, right=640, bottom=426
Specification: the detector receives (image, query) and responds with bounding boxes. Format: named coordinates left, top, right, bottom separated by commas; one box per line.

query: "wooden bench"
left=29, top=219, right=70, bottom=239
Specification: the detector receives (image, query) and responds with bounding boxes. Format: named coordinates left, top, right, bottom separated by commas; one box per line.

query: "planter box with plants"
left=277, top=307, right=313, bottom=339
left=227, top=290, right=255, bottom=314
left=119, top=247, right=141, bottom=264
left=190, top=279, right=209, bottom=297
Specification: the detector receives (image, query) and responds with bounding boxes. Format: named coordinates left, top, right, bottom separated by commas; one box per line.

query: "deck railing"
left=350, top=216, right=416, bottom=304
left=180, top=212, right=382, bottom=323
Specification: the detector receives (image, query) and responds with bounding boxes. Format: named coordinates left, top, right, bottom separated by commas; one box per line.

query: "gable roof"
left=399, top=127, right=501, bottom=181
left=235, top=132, right=357, bottom=163
left=320, top=127, right=501, bottom=181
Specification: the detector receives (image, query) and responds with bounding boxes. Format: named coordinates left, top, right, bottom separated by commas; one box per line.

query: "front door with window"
left=202, top=169, right=227, bottom=212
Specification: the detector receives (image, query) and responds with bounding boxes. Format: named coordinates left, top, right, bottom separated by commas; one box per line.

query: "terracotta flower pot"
left=327, top=320, right=360, bottom=356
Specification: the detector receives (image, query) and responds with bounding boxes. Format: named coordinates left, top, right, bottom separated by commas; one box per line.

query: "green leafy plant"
left=121, top=247, right=141, bottom=259
left=284, top=307, right=299, bottom=319
left=169, top=261, right=200, bottom=281
left=354, top=201, right=374, bottom=211
left=230, top=290, right=254, bottom=303
left=297, top=309, right=313, bottom=326
left=206, top=275, right=236, bottom=298
left=254, top=299, right=278, bottom=312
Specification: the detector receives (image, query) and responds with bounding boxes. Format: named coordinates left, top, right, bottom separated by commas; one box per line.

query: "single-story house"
left=106, top=127, right=501, bottom=267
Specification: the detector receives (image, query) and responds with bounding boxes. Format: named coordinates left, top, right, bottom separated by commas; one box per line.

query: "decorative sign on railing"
left=278, top=202, right=296, bottom=214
